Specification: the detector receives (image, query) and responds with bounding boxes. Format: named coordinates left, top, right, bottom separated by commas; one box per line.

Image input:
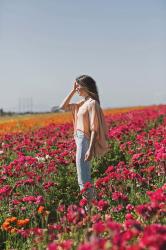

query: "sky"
left=0, top=0, right=166, bottom=112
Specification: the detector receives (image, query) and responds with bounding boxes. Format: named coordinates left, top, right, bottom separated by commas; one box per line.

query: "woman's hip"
left=75, top=130, right=89, bottom=145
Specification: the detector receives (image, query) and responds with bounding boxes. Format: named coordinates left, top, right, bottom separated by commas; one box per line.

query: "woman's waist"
left=74, top=129, right=90, bottom=139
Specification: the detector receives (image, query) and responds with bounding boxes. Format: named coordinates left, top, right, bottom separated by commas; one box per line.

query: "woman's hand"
left=72, top=81, right=78, bottom=93
left=84, top=148, right=93, bottom=161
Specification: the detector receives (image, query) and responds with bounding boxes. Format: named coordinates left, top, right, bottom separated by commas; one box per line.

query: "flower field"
left=0, top=105, right=166, bottom=250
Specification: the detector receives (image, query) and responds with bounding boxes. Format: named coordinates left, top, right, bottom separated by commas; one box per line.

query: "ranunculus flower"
left=96, top=199, right=109, bottom=211
left=79, top=198, right=88, bottom=207
left=93, top=221, right=106, bottom=234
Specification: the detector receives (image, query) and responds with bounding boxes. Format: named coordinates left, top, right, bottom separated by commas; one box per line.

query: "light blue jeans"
left=74, top=130, right=95, bottom=202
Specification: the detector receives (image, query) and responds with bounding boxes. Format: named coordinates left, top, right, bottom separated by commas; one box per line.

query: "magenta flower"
left=79, top=198, right=88, bottom=207
left=48, top=242, right=58, bottom=250
left=92, top=221, right=106, bottom=234
left=95, top=199, right=109, bottom=211
left=126, top=204, right=134, bottom=212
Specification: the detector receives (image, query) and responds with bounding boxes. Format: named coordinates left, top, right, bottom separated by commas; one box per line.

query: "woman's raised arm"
left=59, top=81, right=77, bottom=111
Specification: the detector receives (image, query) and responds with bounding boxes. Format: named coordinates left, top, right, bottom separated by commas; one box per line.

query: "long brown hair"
left=75, top=75, right=100, bottom=105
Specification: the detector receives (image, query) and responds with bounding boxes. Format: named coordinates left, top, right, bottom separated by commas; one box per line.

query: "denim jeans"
left=74, top=130, right=95, bottom=202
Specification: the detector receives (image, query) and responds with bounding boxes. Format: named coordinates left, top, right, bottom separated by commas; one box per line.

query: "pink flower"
left=22, top=196, right=36, bottom=202
left=112, top=191, right=128, bottom=202
left=106, top=220, right=122, bottom=233
left=79, top=198, right=88, bottom=207
left=66, top=205, right=85, bottom=224
left=12, top=199, right=21, bottom=205
left=112, top=204, right=123, bottom=212
left=122, top=230, right=134, bottom=241
left=21, top=195, right=44, bottom=204
left=91, top=214, right=101, bottom=223
left=57, top=204, right=65, bottom=213
left=105, top=165, right=114, bottom=174
left=78, top=242, right=92, bottom=250
left=17, top=229, right=31, bottom=238
left=43, top=182, right=55, bottom=190
left=80, top=182, right=93, bottom=194
left=59, top=240, right=73, bottom=250
left=147, top=186, right=166, bottom=203
left=124, top=218, right=142, bottom=232
left=126, top=204, right=134, bottom=211
left=35, top=195, right=44, bottom=204
left=131, top=153, right=143, bottom=161
left=125, top=213, right=134, bottom=220
left=48, top=224, right=62, bottom=232
left=140, top=224, right=166, bottom=249
left=96, top=199, right=109, bottom=211
left=0, top=185, right=11, bottom=196
left=48, top=242, right=58, bottom=250
left=93, top=221, right=106, bottom=234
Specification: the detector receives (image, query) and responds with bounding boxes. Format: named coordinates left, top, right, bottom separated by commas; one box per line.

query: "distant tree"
left=51, top=106, right=61, bottom=112
left=0, top=108, right=4, bottom=116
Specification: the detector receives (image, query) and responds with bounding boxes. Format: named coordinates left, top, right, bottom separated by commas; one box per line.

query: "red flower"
left=91, top=214, right=101, bottom=223
left=112, top=191, right=128, bottom=202
left=78, top=242, right=92, bottom=250
left=126, top=204, right=134, bottom=211
left=92, top=221, right=106, bottom=234
left=125, top=213, right=134, bottom=220
left=48, top=242, right=58, bottom=250
left=80, top=182, right=93, bottom=194
left=140, top=224, right=166, bottom=249
left=147, top=186, right=166, bottom=203
left=96, top=199, right=109, bottom=211
left=79, top=198, right=88, bottom=207
left=105, top=165, right=114, bottom=174
left=59, top=240, right=73, bottom=250
left=57, top=204, right=65, bottom=213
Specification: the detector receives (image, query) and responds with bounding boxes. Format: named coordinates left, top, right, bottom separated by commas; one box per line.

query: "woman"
left=59, top=75, right=109, bottom=206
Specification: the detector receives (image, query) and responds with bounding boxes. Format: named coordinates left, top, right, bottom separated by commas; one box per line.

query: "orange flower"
left=2, top=221, right=10, bottom=231
left=1, top=217, right=30, bottom=233
left=17, top=218, right=30, bottom=227
left=37, top=206, right=50, bottom=218
left=9, top=217, right=17, bottom=223
left=10, top=228, right=18, bottom=233
left=38, top=206, right=45, bottom=214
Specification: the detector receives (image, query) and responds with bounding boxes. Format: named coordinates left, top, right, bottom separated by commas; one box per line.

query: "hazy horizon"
left=0, top=0, right=166, bottom=112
